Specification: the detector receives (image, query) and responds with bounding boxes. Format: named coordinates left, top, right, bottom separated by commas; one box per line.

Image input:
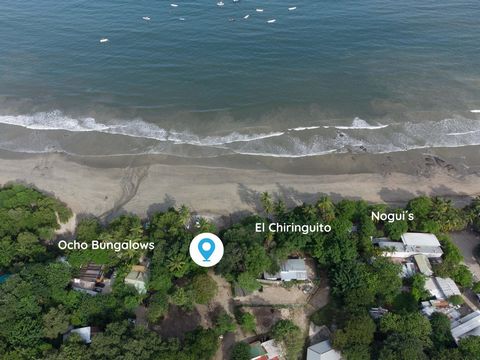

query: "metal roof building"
left=414, top=254, right=434, bottom=276
left=375, top=233, right=443, bottom=259
left=307, top=340, right=342, bottom=360
left=401, top=233, right=441, bottom=247
left=425, top=277, right=461, bottom=300
left=451, top=310, right=480, bottom=342
left=264, top=259, right=308, bottom=282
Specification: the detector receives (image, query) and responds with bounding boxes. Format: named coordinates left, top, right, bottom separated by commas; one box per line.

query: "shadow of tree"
left=154, top=304, right=202, bottom=340
left=237, top=183, right=262, bottom=212
left=146, top=194, right=177, bottom=217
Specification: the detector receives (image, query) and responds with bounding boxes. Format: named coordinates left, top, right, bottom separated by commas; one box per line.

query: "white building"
left=375, top=232, right=443, bottom=259
left=125, top=265, right=149, bottom=294
left=307, top=340, right=342, bottom=360
left=63, top=327, right=93, bottom=344
left=249, top=339, right=284, bottom=359
left=401, top=233, right=441, bottom=248
left=264, top=259, right=308, bottom=282
left=425, top=277, right=461, bottom=300
left=451, top=311, right=480, bottom=342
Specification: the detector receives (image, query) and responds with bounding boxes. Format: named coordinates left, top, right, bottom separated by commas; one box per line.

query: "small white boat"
left=233, top=0, right=240, bottom=2
left=471, top=110, right=480, bottom=113
left=179, top=17, right=185, bottom=21
left=170, top=3, right=178, bottom=7
left=243, top=14, right=250, bottom=19
left=267, top=19, right=276, bottom=23
left=99, top=38, right=109, bottom=43
left=142, top=16, right=151, bottom=21
left=256, top=8, right=263, bottom=12
left=217, top=1, right=224, bottom=6
left=288, top=6, right=297, bottom=11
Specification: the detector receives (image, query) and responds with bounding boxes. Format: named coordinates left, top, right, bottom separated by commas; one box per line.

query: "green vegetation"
left=0, top=186, right=220, bottom=360
left=0, top=184, right=72, bottom=270
left=230, top=342, right=250, bottom=360
left=332, top=314, right=376, bottom=359
left=271, top=319, right=304, bottom=360
left=1, top=184, right=478, bottom=360
left=429, top=313, right=455, bottom=351
left=238, top=312, right=256, bottom=333
left=214, top=311, right=236, bottom=335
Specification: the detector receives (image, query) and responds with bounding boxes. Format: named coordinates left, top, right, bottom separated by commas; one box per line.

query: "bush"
left=214, top=311, right=236, bottom=335
left=448, top=295, right=464, bottom=306
left=272, top=320, right=304, bottom=360
left=472, top=281, right=480, bottom=294
left=230, top=342, right=250, bottom=360
left=239, top=312, right=256, bottom=333
left=453, top=265, right=473, bottom=288
left=191, top=274, right=218, bottom=304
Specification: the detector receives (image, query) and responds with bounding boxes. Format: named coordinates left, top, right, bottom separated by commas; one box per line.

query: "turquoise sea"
left=0, top=0, right=479, bottom=157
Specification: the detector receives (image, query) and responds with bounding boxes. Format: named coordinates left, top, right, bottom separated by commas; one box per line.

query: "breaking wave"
left=0, top=111, right=480, bottom=158
left=322, top=117, right=389, bottom=130
left=0, top=111, right=284, bottom=146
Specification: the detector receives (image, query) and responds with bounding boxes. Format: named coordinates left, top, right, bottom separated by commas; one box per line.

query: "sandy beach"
left=0, top=145, right=479, bottom=225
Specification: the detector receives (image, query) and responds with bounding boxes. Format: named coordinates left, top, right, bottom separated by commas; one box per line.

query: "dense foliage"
left=0, top=184, right=72, bottom=270
left=1, top=184, right=479, bottom=360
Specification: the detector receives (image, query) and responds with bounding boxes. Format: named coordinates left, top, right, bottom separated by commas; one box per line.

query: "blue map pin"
left=198, top=238, right=215, bottom=262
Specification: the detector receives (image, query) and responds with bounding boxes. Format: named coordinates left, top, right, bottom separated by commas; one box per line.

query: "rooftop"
left=425, top=277, right=461, bottom=300
left=249, top=339, right=283, bottom=360
left=307, top=340, right=342, bottom=360
left=264, top=259, right=308, bottom=281
left=451, top=310, right=480, bottom=342
left=75, top=263, right=104, bottom=283
left=376, top=239, right=443, bottom=258
left=414, top=254, right=433, bottom=276
left=282, top=259, right=307, bottom=272
left=401, top=233, right=441, bottom=247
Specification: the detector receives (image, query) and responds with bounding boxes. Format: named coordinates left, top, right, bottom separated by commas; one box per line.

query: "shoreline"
left=0, top=145, right=479, bottom=223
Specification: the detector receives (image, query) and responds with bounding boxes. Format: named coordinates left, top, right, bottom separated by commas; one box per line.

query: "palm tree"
left=264, top=231, right=274, bottom=250
left=430, top=197, right=466, bottom=232
left=260, top=192, right=274, bottom=216
left=273, top=199, right=287, bottom=219
left=316, top=196, right=335, bottom=222
left=121, top=225, right=145, bottom=262
left=178, top=205, right=190, bottom=225
left=166, top=252, right=188, bottom=277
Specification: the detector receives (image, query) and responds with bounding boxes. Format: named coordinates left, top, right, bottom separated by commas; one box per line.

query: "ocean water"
left=0, top=0, right=479, bottom=157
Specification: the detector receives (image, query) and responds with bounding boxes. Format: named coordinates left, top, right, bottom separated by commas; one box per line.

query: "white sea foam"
left=1, top=111, right=480, bottom=158
left=0, top=111, right=284, bottom=146
left=323, top=117, right=389, bottom=130
left=0, top=111, right=108, bottom=132
left=288, top=126, right=321, bottom=131
left=446, top=130, right=480, bottom=136
left=234, top=149, right=337, bottom=158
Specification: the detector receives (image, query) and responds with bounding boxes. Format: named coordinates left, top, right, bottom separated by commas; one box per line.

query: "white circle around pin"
left=189, top=232, right=224, bottom=267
